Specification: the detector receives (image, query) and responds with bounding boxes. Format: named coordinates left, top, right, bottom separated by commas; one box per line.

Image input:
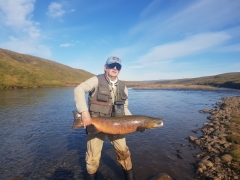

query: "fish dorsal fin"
left=137, top=127, right=146, bottom=132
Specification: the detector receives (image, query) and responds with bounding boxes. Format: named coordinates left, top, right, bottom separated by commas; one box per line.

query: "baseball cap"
left=106, top=56, right=121, bottom=65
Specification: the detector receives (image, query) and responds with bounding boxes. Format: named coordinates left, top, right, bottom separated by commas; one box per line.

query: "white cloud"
left=0, top=0, right=40, bottom=38
left=60, top=41, right=81, bottom=47
left=127, top=65, right=145, bottom=69
left=128, top=60, right=173, bottom=69
left=218, top=44, right=240, bottom=52
left=140, top=0, right=162, bottom=18
left=1, top=36, right=51, bottom=58
left=0, top=0, right=51, bottom=57
left=129, top=0, right=240, bottom=39
left=60, top=43, right=71, bottom=47
left=164, top=0, right=240, bottom=31
left=110, top=45, right=141, bottom=59
left=47, top=2, right=65, bottom=18
left=138, top=32, right=231, bottom=64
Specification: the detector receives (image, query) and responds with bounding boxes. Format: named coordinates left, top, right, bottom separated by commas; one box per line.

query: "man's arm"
left=74, top=76, right=98, bottom=128
left=124, top=86, right=132, bottom=115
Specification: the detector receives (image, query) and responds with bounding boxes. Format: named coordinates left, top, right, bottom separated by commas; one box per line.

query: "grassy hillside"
left=125, top=72, right=240, bottom=90
left=158, top=72, right=240, bottom=89
left=0, top=48, right=94, bottom=89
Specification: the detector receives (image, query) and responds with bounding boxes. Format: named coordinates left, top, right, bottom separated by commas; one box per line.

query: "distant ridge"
left=125, top=72, right=240, bottom=90
left=158, top=72, right=240, bottom=89
left=0, top=48, right=94, bottom=89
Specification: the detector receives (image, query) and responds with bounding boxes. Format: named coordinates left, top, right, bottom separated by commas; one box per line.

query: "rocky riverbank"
left=189, top=96, right=240, bottom=180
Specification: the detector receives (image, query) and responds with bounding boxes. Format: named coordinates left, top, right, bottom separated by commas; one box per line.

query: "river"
left=0, top=87, right=239, bottom=180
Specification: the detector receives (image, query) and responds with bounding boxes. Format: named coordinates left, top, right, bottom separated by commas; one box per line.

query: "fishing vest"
left=88, top=74, right=127, bottom=117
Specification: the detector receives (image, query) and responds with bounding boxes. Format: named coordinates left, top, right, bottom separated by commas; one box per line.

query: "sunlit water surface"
left=0, top=87, right=239, bottom=180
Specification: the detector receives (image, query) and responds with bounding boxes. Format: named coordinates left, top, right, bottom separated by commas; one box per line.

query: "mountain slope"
left=158, top=72, right=240, bottom=89
left=124, top=72, right=240, bottom=90
left=0, top=48, right=94, bottom=89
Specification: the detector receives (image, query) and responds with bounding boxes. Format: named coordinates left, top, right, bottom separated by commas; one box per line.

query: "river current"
left=0, top=87, right=239, bottom=180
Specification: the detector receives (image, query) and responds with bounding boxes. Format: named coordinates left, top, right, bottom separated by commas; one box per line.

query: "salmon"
left=72, top=111, right=164, bottom=134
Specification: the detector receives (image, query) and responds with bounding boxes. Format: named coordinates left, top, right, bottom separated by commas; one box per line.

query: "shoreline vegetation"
left=125, top=83, right=218, bottom=90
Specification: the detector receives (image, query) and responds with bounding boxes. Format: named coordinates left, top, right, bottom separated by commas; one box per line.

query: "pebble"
left=215, top=157, right=221, bottom=163
left=197, top=167, right=203, bottom=174
left=150, top=173, right=172, bottom=180
left=201, top=160, right=214, bottom=167
left=221, top=154, right=233, bottom=163
left=234, top=176, right=239, bottom=180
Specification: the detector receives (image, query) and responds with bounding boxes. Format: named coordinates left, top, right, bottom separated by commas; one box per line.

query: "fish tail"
left=72, top=111, right=83, bottom=129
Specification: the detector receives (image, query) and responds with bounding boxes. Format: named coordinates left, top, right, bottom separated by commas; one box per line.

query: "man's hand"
left=81, top=111, right=92, bottom=128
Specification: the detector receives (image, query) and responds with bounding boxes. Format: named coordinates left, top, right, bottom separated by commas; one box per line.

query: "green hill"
left=0, top=48, right=94, bottom=89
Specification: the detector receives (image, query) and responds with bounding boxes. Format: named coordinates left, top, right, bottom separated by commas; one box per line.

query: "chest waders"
left=85, top=74, right=135, bottom=180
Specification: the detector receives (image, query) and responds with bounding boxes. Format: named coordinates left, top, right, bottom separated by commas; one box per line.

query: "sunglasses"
left=107, top=63, right=121, bottom=70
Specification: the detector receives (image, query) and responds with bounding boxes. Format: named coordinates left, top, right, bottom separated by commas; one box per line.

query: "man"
left=74, top=56, right=135, bottom=180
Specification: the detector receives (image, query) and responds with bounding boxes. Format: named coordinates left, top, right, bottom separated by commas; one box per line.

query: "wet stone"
left=197, top=167, right=203, bottom=174
left=234, top=176, right=239, bottom=180
left=189, top=136, right=197, bottom=142
left=150, top=173, right=173, bottom=180
left=195, top=139, right=200, bottom=145
left=221, top=154, right=233, bottom=163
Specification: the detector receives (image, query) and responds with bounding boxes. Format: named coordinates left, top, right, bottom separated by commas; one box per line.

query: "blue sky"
left=0, top=0, right=240, bottom=81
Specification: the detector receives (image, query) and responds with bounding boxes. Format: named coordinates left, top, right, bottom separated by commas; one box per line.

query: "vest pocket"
left=97, top=87, right=109, bottom=102
left=119, top=91, right=128, bottom=100
left=90, top=103, right=112, bottom=115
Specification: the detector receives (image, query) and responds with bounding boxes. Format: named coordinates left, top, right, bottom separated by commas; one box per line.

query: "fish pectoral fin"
left=86, top=124, right=101, bottom=135
left=137, top=127, right=146, bottom=132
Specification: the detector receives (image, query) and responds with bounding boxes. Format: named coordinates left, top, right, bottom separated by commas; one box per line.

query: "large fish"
left=72, top=111, right=163, bottom=134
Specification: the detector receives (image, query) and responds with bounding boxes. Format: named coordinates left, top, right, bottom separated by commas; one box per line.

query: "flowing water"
left=0, top=87, right=239, bottom=180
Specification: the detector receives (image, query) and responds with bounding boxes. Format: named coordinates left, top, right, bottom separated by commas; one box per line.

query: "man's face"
left=104, top=63, right=121, bottom=79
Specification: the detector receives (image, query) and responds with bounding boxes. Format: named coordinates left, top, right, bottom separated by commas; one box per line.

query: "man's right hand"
left=81, top=111, right=92, bottom=128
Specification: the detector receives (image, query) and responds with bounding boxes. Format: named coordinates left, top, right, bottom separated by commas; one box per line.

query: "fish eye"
left=157, top=122, right=163, bottom=125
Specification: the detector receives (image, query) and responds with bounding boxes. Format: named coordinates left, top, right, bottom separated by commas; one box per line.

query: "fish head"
left=145, top=118, right=164, bottom=129
left=72, top=111, right=84, bottom=129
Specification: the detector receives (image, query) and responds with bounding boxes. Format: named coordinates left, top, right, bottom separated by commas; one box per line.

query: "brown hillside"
left=0, top=48, right=94, bottom=89
left=125, top=72, right=240, bottom=90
